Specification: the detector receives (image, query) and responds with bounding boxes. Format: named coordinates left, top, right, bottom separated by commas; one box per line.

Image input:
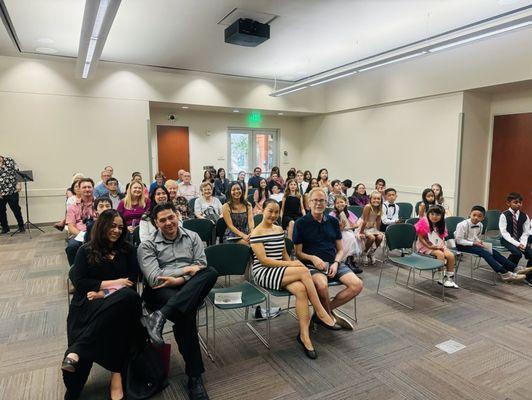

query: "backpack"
left=125, top=342, right=169, bottom=399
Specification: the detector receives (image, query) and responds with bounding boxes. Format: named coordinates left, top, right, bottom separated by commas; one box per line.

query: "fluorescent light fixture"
left=91, top=0, right=110, bottom=38
left=274, top=86, right=308, bottom=97
left=277, top=112, right=284, bottom=115
left=233, top=109, right=240, bottom=113
left=309, top=71, right=357, bottom=87
left=358, top=52, right=427, bottom=72
left=85, top=38, right=98, bottom=63
left=429, top=20, right=532, bottom=52
left=181, top=106, right=189, bottom=109
left=82, top=63, right=91, bottom=79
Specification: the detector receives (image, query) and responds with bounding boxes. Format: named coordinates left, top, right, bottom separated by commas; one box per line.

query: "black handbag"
left=125, top=343, right=169, bottom=400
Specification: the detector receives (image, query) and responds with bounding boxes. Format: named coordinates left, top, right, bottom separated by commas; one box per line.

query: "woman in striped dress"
left=250, top=199, right=340, bottom=359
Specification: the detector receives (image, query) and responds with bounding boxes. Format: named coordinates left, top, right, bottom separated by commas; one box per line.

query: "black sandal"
left=61, top=356, right=78, bottom=373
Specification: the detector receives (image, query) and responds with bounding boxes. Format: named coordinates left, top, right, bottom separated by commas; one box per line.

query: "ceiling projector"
left=224, top=18, right=270, bottom=47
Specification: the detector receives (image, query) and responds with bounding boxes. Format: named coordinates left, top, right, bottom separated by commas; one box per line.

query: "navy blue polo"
left=292, top=213, right=342, bottom=263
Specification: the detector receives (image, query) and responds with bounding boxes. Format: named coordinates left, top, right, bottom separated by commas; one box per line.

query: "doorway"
left=488, top=113, right=532, bottom=216
left=228, top=128, right=278, bottom=180
left=157, top=125, right=190, bottom=180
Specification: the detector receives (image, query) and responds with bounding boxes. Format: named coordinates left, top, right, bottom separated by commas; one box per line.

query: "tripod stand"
left=11, top=170, right=44, bottom=238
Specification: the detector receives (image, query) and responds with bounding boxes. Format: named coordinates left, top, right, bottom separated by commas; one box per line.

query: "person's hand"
left=153, top=276, right=179, bottom=289
left=241, top=234, right=251, bottom=243
left=87, top=290, right=104, bottom=301
left=519, top=244, right=526, bottom=251
left=115, top=278, right=134, bottom=287
left=474, top=241, right=483, bottom=247
left=358, top=233, right=366, bottom=239
left=339, top=220, right=346, bottom=230
left=128, top=226, right=135, bottom=233
left=327, top=262, right=338, bottom=278
left=288, top=260, right=305, bottom=268
left=183, top=265, right=202, bottom=276
left=312, top=256, right=326, bottom=270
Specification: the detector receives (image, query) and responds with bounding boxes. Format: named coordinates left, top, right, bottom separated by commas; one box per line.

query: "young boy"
left=106, top=177, right=124, bottom=209
left=455, top=205, right=531, bottom=282
left=83, top=196, right=113, bottom=242
left=499, top=192, right=530, bottom=265
left=380, top=188, right=400, bottom=232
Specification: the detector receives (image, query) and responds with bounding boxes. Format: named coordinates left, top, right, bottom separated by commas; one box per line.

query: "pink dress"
left=253, top=191, right=267, bottom=216
left=414, top=217, right=448, bottom=254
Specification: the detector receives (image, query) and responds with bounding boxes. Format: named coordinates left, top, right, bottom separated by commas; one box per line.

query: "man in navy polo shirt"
left=293, top=187, right=363, bottom=330
left=247, top=167, right=263, bottom=189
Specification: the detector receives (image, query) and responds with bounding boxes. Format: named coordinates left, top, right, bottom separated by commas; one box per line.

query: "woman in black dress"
left=62, top=209, right=142, bottom=400
left=280, top=179, right=305, bottom=240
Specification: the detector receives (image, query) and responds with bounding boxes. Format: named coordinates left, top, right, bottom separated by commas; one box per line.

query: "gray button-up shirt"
left=137, top=227, right=207, bottom=288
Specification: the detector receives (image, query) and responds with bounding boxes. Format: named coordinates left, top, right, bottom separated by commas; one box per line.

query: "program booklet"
left=482, top=241, right=493, bottom=254
left=214, top=292, right=242, bottom=305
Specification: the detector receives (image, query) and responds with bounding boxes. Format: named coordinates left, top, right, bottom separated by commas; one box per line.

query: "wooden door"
left=157, top=126, right=190, bottom=180
left=488, top=113, right=532, bottom=216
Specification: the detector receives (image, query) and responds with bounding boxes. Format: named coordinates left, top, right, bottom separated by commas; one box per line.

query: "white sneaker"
left=499, top=272, right=526, bottom=282
left=446, top=275, right=459, bottom=289
left=361, top=253, right=368, bottom=266
left=367, top=251, right=375, bottom=265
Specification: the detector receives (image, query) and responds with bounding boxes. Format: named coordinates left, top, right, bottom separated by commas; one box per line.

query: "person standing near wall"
left=0, top=155, right=24, bottom=234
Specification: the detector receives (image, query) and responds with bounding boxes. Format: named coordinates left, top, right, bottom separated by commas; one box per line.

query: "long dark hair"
left=88, top=209, right=129, bottom=265
left=427, top=205, right=446, bottom=235
left=333, top=195, right=350, bottom=220
left=147, top=185, right=170, bottom=216
left=216, top=168, right=226, bottom=180
left=303, top=170, right=312, bottom=182
left=305, top=178, right=319, bottom=194
left=226, top=181, right=250, bottom=210
left=256, top=178, right=269, bottom=202
left=317, top=168, right=328, bottom=183
left=350, top=183, right=367, bottom=201
left=422, top=188, right=436, bottom=211
left=271, top=166, right=280, bottom=177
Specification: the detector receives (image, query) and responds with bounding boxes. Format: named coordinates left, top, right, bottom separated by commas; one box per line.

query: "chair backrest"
left=397, top=202, right=413, bottom=220
left=215, top=217, right=227, bottom=242
left=385, top=224, right=416, bottom=251
left=205, top=243, right=251, bottom=276
left=253, top=214, right=263, bottom=226
left=132, top=225, right=141, bottom=248
left=183, top=218, right=215, bottom=246
left=445, top=216, right=465, bottom=240
left=405, top=217, right=419, bottom=225
left=188, top=197, right=197, bottom=214
left=485, top=209, right=501, bottom=232
left=348, top=205, right=363, bottom=218
left=285, top=237, right=294, bottom=257
left=325, top=207, right=333, bottom=216
left=247, top=194, right=255, bottom=208
left=415, top=201, right=422, bottom=216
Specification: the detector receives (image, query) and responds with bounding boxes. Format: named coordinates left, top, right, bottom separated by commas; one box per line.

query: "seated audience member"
left=327, top=180, right=344, bottom=208
left=105, top=177, right=124, bottom=209
left=84, top=196, right=113, bottom=242
left=303, top=170, right=312, bottom=183
left=455, top=205, right=528, bottom=282
left=286, top=169, right=296, bottom=181
left=295, top=170, right=309, bottom=196
left=139, top=186, right=169, bottom=243
left=499, top=192, right=531, bottom=267
left=62, top=209, right=142, bottom=400
left=268, top=166, right=285, bottom=188
left=269, top=183, right=284, bottom=203
left=117, top=181, right=151, bottom=232
left=281, top=179, right=305, bottom=240
left=349, top=183, right=370, bottom=207
left=66, top=173, right=85, bottom=198
left=125, top=172, right=149, bottom=198
left=214, top=168, right=229, bottom=201
left=329, top=195, right=363, bottom=274
left=303, top=178, right=320, bottom=211
left=380, top=188, right=400, bottom=232
left=267, top=172, right=284, bottom=193
left=293, top=188, right=363, bottom=330
left=202, top=169, right=214, bottom=184
left=415, top=205, right=458, bottom=288
left=66, top=178, right=96, bottom=266
left=222, top=182, right=254, bottom=244
left=172, top=191, right=193, bottom=221
left=417, top=188, right=436, bottom=218
left=252, top=178, right=269, bottom=216
left=177, top=171, right=200, bottom=201
left=138, top=203, right=218, bottom=400
left=235, top=170, right=249, bottom=198
left=149, top=172, right=166, bottom=196
left=165, top=179, right=178, bottom=203
left=247, top=167, right=263, bottom=189
left=431, top=183, right=453, bottom=216
left=357, top=191, right=385, bottom=266
left=93, top=170, right=112, bottom=198
left=317, top=168, right=331, bottom=192
left=375, top=178, right=386, bottom=197
left=66, top=179, right=82, bottom=208
left=341, top=179, right=352, bottom=195
left=251, top=199, right=340, bottom=359
left=194, top=181, right=222, bottom=222
left=176, top=169, right=186, bottom=184
left=101, top=165, right=125, bottom=193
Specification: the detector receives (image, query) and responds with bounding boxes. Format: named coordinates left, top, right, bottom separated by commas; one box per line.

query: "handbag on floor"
left=125, top=341, right=169, bottom=400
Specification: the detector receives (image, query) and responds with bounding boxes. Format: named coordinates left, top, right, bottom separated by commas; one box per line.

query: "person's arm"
left=247, top=205, right=254, bottom=232
left=499, top=213, right=520, bottom=247
left=328, top=239, right=344, bottom=278
left=381, top=205, right=392, bottom=225
left=300, top=196, right=306, bottom=216
left=69, top=246, right=101, bottom=294
left=190, top=232, right=208, bottom=268
left=66, top=205, right=81, bottom=237
left=455, top=222, right=473, bottom=246
left=251, top=233, right=300, bottom=268
left=359, top=205, right=371, bottom=235
left=222, top=204, right=246, bottom=238
left=418, top=203, right=426, bottom=218
left=519, top=216, right=530, bottom=247
left=126, top=245, right=141, bottom=284
left=280, top=198, right=286, bottom=219
left=138, top=241, right=184, bottom=288
left=194, top=197, right=204, bottom=218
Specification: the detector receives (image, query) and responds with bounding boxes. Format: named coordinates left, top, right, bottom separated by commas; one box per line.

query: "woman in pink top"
left=329, top=195, right=362, bottom=269
left=117, top=181, right=150, bottom=232
left=253, top=178, right=269, bottom=216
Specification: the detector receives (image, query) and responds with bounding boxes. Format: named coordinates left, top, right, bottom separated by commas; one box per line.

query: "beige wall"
left=149, top=108, right=303, bottom=184
left=300, top=93, right=465, bottom=210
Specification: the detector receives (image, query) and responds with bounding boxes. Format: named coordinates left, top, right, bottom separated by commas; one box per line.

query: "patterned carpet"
left=1, top=227, right=532, bottom=399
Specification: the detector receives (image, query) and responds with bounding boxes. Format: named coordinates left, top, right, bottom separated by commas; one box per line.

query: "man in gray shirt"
left=138, top=202, right=217, bottom=400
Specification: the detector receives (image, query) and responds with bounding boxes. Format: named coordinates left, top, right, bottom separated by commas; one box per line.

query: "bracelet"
left=334, top=260, right=340, bottom=264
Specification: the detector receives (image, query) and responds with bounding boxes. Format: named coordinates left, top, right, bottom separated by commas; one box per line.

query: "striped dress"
left=250, top=232, right=287, bottom=291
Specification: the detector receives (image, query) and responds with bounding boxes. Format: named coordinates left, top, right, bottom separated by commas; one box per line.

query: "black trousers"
left=501, top=237, right=526, bottom=265
left=142, top=267, right=218, bottom=377
left=0, top=192, right=24, bottom=231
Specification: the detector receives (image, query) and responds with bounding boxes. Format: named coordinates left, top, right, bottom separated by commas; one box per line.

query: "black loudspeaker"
left=224, top=18, right=270, bottom=47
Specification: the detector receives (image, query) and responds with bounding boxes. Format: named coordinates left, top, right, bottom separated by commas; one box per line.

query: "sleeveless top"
left=250, top=232, right=287, bottom=291
left=223, top=206, right=250, bottom=240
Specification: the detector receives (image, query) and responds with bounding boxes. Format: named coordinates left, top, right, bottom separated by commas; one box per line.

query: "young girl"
left=280, top=179, right=305, bottom=240
left=329, top=195, right=362, bottom=271
left=349, top=183, right=370, bottom=207
left=415, top=205, right=458, bottom=288
left=327, top=179, right=343, bottom=208
left=317, top=168, right=331, bottom=192
left=375, top=178, right=386, bottom=197
left=250, top=199, right=339, bottom=359
left=431, top=183, right=453, bottom=216
left=222, top=182, right=254, bottom=244
left=304, top=178, right=319, bottom=211
left=303, top=170, right=312, bottom=183
left=269, top=184, right=284, bottom=203
left=269, top=166, right=285, bottom=188
left=253, top=178, right=269, bottom=216
left=357, top=191, right=384, bottom=265
left=418, top=188, right=436, bottom=218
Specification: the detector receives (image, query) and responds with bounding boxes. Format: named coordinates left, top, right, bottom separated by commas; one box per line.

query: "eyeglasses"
left=310, top=199, right=327, bottom=204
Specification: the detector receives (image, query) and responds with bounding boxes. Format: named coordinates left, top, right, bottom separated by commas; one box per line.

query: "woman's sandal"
left=61, top=356, right=78, bottom=373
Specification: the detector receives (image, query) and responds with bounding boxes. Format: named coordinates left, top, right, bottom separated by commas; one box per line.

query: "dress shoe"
left=332, top=310, right=354, bottom=330
left=311, top=313, right=342, bottom=330
left=296, top=334, right=317, bottom=359
left=0, top=229, right=10, bottom=235
left=188, top=376, right=210, bottom=400
left=61, top=356, right=78, bottom=373
left=141, top=310, right=166, bottom=346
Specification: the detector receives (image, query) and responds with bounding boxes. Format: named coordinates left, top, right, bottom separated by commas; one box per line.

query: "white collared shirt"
left=381, top=201, right=399, bottom=226
left=499, top=208, right=530, bottom=247
left=455, top=218, right=483, bottom=246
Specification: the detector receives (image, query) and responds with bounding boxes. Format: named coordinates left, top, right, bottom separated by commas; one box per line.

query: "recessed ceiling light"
left=277, top=112, right=284, bottom=115
left=37, top=38, right=54, bottom=44
left=181, top=106, right=189, bottom=109
left=35, top=47, right=58, bottom=54
left=233, top=109, right=240, bottom=113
